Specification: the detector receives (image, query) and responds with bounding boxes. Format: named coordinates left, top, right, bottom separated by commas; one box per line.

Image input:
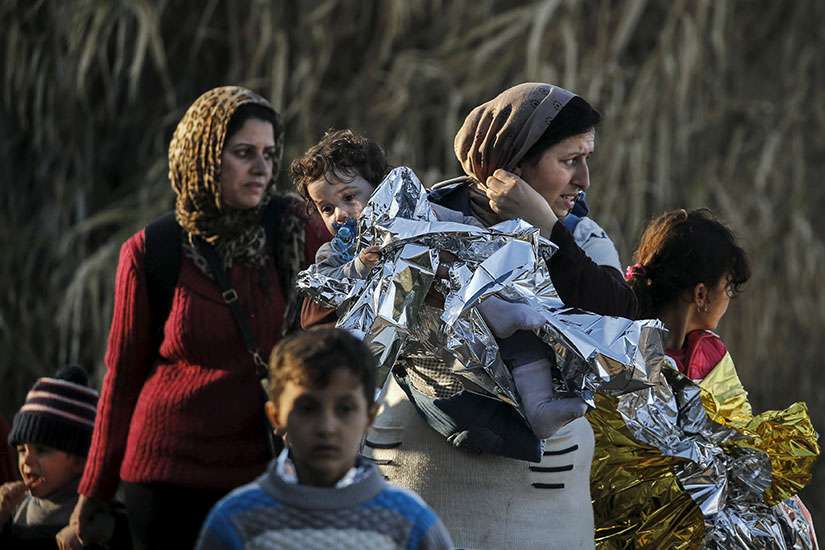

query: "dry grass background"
left=2, top=0, right=823, bottom=535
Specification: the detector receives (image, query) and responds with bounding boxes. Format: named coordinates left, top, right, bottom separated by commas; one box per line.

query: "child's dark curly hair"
left=289, top=129, right=390, bottom=201
left=628, top=209, right=751, bottom=319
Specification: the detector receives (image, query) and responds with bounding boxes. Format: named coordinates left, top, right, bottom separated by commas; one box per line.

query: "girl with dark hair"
left=59, top=87, right=327, bottom=549
left=359, top=83, right=632, bottom=548
left=626, top=208, right=750, bottom=375
left=591, top=208, right=818, bottom=547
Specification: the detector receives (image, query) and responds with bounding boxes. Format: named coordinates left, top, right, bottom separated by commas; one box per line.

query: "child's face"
left=694, top=275, right=733, bottom=331
left=266, top=368, right=377, bottom=487
left=306, top=171, right=374, bottom=235
left=17, top=443, right=85, bottom=499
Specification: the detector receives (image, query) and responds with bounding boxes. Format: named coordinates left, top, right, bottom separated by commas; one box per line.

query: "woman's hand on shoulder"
left=485, top=169, right=558, bottom=237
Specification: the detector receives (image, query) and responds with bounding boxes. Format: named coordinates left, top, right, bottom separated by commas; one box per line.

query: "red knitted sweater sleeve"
left=79, top=231, right=156, bottom=500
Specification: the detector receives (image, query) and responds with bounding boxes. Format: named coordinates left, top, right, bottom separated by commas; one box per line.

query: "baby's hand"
left=0, top=481, right=27, bottom=521
left=358, top=245, right=381, bottom=268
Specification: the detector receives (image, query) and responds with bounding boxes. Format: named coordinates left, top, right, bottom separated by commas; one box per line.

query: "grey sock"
left=512, top=359, right=588, bottom=439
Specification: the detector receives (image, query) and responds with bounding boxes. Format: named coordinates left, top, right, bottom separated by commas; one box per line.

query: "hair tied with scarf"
left=625, top=263, right=651, bottom=285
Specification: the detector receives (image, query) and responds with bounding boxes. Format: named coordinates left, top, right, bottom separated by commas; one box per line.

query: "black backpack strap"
left=195, top=237, right=268, bottom=377
left=262, top=196, right=306, bottom=335
left=144, top=212, right=183, bottom=346
left=195, top=236, right=280, bottom=456
left=143, top=200, right=303, bottom=343
left=262, top=198, right=281, bottom=266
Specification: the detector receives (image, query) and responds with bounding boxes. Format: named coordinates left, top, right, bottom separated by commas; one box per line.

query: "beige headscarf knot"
left=454, top=82, right=576, bottom=184
left=168, top=86, right=284, bottom=266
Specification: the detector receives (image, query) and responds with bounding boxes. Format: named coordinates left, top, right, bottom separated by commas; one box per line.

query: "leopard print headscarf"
left=168, top=86, right=285, bottom=267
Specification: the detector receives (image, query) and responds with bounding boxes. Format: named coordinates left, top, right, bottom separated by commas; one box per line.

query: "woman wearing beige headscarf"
left=58, top=87, right=327, bottom=550
left=365, top=83, right=633, bottom=548
left=447, top=82, right=635, bottom=316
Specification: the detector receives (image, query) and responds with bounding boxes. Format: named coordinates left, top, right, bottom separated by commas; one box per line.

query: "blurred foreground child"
left=196, top=328, right=453, bottom=549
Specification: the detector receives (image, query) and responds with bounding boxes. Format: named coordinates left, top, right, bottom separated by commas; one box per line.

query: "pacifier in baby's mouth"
left=570, top=191, right=589, bottom=218
left=331, top=218, right=358, bottom=262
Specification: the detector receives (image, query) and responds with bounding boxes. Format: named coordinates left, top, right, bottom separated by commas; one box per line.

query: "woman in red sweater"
left=62, top=87, right=326, bottom=550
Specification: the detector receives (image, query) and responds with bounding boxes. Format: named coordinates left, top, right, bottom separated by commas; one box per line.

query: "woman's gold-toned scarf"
left=168, top=86, right=285, bottom=268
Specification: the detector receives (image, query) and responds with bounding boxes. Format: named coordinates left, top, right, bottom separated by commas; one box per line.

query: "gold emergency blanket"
left=590, top=350, right=819, bottom=549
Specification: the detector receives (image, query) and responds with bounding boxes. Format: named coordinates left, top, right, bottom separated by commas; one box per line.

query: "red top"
left=80, top=219, right=327, bottom=499
left=666, top=330, right=727, bottom=380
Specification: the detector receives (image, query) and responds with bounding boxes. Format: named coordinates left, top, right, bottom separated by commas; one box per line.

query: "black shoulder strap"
left=143, top=201, right=293, bottom=343
left=144, top=212, right=183, bottom=344
left=261, top=199, right=280, bottom=255
left=195, top=236, right=280, bottom=456
left=261, top=196, right=306, bottom=335
left=195, top=237, right=269, bottom=377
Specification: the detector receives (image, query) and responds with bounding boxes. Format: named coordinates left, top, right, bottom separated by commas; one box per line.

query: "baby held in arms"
left=292, top=129, right=587, bottom=440
left=290, top=129, right=479, bottom=279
